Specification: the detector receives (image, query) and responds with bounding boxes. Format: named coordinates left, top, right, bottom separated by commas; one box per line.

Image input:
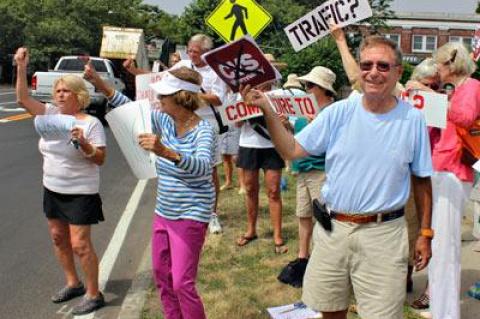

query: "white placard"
left=105, top=99, right=157, bottom=180
left=284, top=0, right=373, bottom=52
left=218, top=94, right=320, bottom=124
left=34, top=114, right=76, bottom=140
left=135, top=72, right=165, bottom=104
left=401, top=90, right=448, bottom=129
left=267, top=302, right=321, bottom=319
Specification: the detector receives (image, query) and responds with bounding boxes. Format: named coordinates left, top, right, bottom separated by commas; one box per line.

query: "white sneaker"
left=209, top=214, right=222, bottom=234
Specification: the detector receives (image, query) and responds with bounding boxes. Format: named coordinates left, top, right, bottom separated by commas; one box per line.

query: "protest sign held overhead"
left=100, top=26, right=149, bottom=69
left=284, top=0, right=372, bottom=52
left=218, top=94, right=319, bottom=124
left=136, top=72, right=164, bottom=105
left=206, top=0, right=272, bottom=43
left=401, top=90, right=448, bottom=129
left=202, top=36, right=281, bottom=93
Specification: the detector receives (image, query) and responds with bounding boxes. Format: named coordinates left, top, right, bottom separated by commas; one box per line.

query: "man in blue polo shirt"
left=242, top=36, right=433, bottom=319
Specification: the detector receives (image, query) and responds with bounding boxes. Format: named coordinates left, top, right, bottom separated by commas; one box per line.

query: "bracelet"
left=83, top=145, right=97, bottom=158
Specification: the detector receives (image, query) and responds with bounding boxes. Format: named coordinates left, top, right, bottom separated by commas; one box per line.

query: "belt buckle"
left=376, top=213, right=382, bottom=223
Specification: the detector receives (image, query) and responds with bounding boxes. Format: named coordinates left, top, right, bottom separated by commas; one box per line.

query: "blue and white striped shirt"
left=108, top=91, right=216, bottom=223
left=151, top=111, right=216, bottom=223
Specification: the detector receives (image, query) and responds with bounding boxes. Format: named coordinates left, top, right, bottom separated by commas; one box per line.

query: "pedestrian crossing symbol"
left=206, top=0, right=272, bottom=43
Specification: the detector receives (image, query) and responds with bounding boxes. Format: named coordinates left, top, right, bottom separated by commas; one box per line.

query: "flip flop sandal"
left=236, top=234, right=258, bottom=247
left=411, top=293, right=430, bottom=309
left=274, top=243, right=288, bottom=254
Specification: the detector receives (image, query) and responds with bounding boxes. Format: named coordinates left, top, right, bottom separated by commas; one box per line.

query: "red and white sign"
left=219, top=94, right=319, bottom=124
left=401, top=90, right=448, bottom=128
left=135, top=72, right=164, bottom=104
left=202, top=36, right=281, bottom=93
left=472, top=28, right=480, bottom=62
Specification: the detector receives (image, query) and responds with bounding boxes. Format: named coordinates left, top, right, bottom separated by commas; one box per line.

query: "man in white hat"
left=242, top=36, right=433, bottom=319
left=278, top=67, right=336, bottom=288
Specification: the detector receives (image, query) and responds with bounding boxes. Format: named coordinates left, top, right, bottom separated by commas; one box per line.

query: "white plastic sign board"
left=284, top=0, right=372, bottom=52
left=401, top=90, right=448, bottom=129
left=135, top=72, right=164, bottom=104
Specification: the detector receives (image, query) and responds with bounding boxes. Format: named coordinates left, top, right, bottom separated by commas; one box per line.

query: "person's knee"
left=172, top=278, right=195, bottom=296
left=266, top=187, right=281, bottom=201
left=49, top=229, right=69, bottom=248
left=71, top=238, right=93, bottom=258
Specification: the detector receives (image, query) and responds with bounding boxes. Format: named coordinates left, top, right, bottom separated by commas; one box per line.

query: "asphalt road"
left=0, top=86, right=156, bottom=319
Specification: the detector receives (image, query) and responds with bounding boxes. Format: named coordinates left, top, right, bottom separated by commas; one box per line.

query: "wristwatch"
left=419, top=228, right=434, bottom=239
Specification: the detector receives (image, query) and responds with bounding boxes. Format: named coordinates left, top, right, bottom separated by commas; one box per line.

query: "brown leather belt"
left=330, top=208, right=404, bottom=224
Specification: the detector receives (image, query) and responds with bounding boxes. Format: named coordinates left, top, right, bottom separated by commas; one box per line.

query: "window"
left=412, top=35, right=437, bottom=52
left=449, top=36, right=473, bottom=50
left=384, top=34, right=401, bottom=47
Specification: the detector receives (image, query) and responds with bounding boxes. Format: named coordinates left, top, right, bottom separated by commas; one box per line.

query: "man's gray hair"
left=189, top=34, right=214, bottom=51
left=360, top=35, right=403, bottom=65
left=410, top=58, right=438, bottom=81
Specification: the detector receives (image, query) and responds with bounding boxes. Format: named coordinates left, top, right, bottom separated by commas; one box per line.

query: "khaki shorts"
left=296, top=171, right=326, bottom=218
left=302, top=217, right=408, bottom=319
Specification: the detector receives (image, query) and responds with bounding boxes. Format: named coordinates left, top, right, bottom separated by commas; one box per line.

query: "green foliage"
left=400, top=62, right=414, bottom=84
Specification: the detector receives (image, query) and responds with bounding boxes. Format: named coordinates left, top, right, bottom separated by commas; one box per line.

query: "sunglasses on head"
left=359, top=61, right=398, bottom=72
left=442, top=49, right=457, bottom=66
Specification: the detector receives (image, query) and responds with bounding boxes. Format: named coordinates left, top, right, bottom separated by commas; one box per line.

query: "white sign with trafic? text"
left=218, top=94, right=320, bottom=124
left=401, top=90, right=448, bottom=129
left=284, top=0, right=372, bottom=52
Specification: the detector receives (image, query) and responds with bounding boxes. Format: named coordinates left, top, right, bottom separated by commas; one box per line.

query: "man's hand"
left=123, top=58, right=135, bottom=70
left=83, top=61, right=101, bottom=85
left=14, top=47, right=29, bottom=68
left=329, top=23, right=346, bottom=43
left=414, top=236, right=432, bottom=271
left=240, top=84, right=269, bottom=111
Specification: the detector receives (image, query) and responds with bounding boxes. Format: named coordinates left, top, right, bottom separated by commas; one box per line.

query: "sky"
left=143, top=0, right=478, bottom=16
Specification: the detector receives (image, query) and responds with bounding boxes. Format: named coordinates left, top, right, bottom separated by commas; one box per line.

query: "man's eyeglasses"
left=359, top=61, right=399, bottom=72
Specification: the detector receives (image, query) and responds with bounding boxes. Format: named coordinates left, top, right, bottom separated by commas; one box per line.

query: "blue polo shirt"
left=296, top=93, right=432, bottom=214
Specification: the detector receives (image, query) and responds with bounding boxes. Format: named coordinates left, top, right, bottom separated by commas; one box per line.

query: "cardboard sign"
left=401, top=90, right=448, bottom=129
left=100, top=26, right=149, bottom=69
left=202, top=36, right=281, bottom=93
left=218, top=94, right=319, bottom=124
left=105, top=99, right=157, bottom=180
left=135, top=72, right=164, bottom=104
left=284, top=0, right=373, bottom=52
left=473, top=28, right=480, bottom=62
left=206, top=0, right=272, bottom=43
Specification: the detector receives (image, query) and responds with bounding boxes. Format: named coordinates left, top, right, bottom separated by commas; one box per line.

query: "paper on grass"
left=34, top=114, right=76, bottom=140
left=267, top=303, right=322, bottom=319
left=106, top=99, right=157, bottom=180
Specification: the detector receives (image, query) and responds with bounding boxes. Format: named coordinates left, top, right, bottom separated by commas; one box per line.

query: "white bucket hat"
left=150, top=71, right=201, bottom=95
left=283, top=73, right=303, bottom=90
left=298, top=66, right=336, bottom=95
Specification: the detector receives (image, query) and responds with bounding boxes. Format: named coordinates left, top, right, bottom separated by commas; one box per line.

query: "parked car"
left=31, top=56, right=126, bottom=122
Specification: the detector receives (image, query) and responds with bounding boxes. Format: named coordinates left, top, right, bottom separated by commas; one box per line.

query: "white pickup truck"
left=31, top=56, right=126, bottom=121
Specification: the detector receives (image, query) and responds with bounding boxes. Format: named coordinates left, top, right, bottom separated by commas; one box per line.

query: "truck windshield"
left=57, top=59, right=108, bottom=72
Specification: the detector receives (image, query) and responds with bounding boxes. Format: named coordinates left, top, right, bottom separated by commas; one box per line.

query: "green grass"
left=142, top=169, right=423, bottom=319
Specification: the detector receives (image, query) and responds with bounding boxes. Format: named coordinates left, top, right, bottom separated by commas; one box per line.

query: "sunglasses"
left=359, top=61, right=399, bottom=72
left=421, top=82, right=440, bottom=91
left=442, top=49, right=457, bottom=66
left=304, top=82, right=318, bottom=89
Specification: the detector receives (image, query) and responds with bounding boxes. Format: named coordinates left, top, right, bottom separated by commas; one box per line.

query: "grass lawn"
left=142, top=170, right=424, bottom=319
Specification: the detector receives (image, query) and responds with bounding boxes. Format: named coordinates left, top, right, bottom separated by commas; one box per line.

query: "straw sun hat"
left=297, top=66, right=336, bottom=95
left=283, top=73, right=303, bottom=90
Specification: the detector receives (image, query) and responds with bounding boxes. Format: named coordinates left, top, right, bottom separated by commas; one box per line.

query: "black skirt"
left=43, top=187, right=105, bottom=225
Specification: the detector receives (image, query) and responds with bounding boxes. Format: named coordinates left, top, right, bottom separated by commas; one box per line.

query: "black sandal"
left=236, top=234, right=258, bottom=247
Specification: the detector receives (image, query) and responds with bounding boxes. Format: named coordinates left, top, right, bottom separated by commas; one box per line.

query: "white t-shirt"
left=39, top=104, right=106, bottom=194
left=171, top=59, right=227, bottom=132
left=239, top=88, right=293, bottom=149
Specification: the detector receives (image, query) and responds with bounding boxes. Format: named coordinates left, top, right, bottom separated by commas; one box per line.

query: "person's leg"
left=70, top=224, right=99, bottom=298
left=322, top=311, right=348, bottom=319
left=47, top=219, right=81, bottom=287
left=242, top=169, right=260, bottom=238
left=298, top=217, right=313, bottom=259
left=264, top=169, right=283, bottom=246
left=429, top=172, right=467, bottom=319
left=237, top=167, right=246, bottom=194
left=151, top=215, right=182, bottom=319
left=168, top=218, right=208, bottom=319
left=221, top=154, right=234, bottom=189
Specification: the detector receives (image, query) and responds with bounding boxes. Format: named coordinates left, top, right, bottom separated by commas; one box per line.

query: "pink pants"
left=151, top=215, right=208, bottom=319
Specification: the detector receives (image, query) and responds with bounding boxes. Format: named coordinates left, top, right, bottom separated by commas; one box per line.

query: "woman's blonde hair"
left=434, top=42, right=477, bottom=77
left=169, top=67, right=203, bottom=112
left=53, top=74, right=90, bottom=109
left=410, top=58, right=438, bottom=81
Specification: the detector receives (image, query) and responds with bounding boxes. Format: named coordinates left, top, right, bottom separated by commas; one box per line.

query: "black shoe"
left=277, top=258, right=309, bottom=288
left=51, top=283, right=86, bottom=303
left=71, top=292, right=105, bottom=315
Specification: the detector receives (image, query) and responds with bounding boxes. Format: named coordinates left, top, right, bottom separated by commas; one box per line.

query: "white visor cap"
left=149, top=71, right=201, bottom=95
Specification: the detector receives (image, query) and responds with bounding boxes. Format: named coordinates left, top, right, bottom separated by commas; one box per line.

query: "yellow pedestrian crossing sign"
left=206, top=0, right=272, bottom=43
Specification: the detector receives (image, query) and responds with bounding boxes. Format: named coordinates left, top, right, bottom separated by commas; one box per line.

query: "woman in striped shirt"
left=85, top=65, right=216, bottom=319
